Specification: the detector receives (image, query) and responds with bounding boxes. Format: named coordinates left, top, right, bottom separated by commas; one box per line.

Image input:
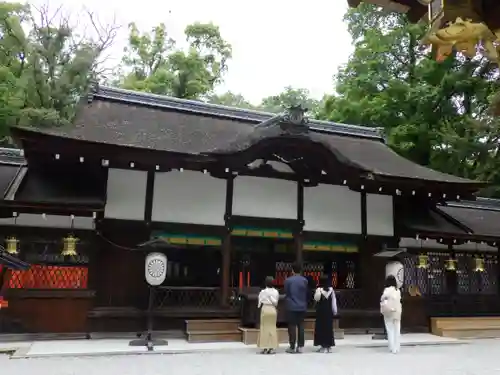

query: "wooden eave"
left=0, top=199, right=103, bottom=217
left=11, top=126, right=486, bottom=200
left=11, top=127, right=215, bottom=171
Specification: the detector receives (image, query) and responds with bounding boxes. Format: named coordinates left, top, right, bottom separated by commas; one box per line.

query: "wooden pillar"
left=221, top=176, right=234, bottom=307
left=360, top=191, right=367, bottom=239
left=144, top=170, right=156, bottom=223
left=295, top=181, right=304, bottom=265
left=221, top=231, right=232, bottom=307
left=497, top=246, right=500, bottom=298
left=445, top=243, right=457, bottom=295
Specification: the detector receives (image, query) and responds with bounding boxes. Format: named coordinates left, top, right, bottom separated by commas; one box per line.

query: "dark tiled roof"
left=0, top=148, right=25, bottom=198
left=439, top=203, right=500, bottom=238
left=32, top=85, right=381, bottom=155
left=401, top=207, right=469, bottom=236
left=0, top=148, right=25, bottom=165
left=14, top=85, right=480, bottom=185
left=0, top=164, right=21, bottom=198
left=311, top=133, right=474, bottom=183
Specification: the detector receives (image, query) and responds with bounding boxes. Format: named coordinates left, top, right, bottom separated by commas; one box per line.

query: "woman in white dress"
left=380, top=275, right=402, bottom=354
left=257, top=276, right=279, bottom=354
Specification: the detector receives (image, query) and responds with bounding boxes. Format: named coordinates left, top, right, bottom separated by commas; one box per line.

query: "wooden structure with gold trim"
left=348, top=0, right=500, bottom=63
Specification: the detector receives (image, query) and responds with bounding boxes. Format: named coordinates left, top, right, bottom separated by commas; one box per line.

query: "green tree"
left=259, top=86, right=320, bottom=114
left=318, top=3, right=500, bottom=188
left=0, top=2, right=117, bottom=143
left=206, top=91, right=255, bottom=109
left=118, top=22, right=232, bottom=99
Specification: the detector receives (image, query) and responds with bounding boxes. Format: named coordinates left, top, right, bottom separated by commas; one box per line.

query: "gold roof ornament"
left=417, top=254, right=429, bottom=269
left=62, top=235, right=79, bottom=257
left=474, top=257, right=485, bottom=273
left=5, top=237, right=19, bottom=255
left=423, top=17, right=499, bottom=63
left=347, top=0, right=500, bottom=64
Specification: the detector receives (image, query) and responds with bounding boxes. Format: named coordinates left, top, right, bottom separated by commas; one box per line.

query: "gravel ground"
left=2, top=340, right=500, bottom=375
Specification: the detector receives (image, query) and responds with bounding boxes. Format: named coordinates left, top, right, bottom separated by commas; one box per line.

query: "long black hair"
left=385, top=275, right=398, bottom=289
left=264, top=276, right=275, bottom=288
left=319, top=275, right=331, bottom=290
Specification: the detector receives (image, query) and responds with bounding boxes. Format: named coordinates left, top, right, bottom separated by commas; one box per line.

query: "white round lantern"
left=145, top=252, right=167, bottom=286
left=385, top=260, right=404, bottom=289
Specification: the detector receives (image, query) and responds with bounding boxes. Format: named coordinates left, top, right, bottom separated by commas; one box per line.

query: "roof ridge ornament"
left=87, top=80, right=100, bottom=104
left=281, top=105, right=309, bottom=134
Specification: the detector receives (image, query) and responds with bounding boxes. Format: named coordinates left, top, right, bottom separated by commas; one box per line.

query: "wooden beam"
left=221, top=176, right=234, bottom=307
left=143, top=170, right=155, bottom=223
left=361, top=191, right=367, bottom=239
left=295, top=181, right=305, bottom=265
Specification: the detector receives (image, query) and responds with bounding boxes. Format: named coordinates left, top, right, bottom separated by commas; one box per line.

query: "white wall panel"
left=105, top=169, right=147, bottom=220
left=304, top=185, right=361, bottom=234
left=233, top=176, right=297, bottom=219
left=366, top=193, right=394, bottom=236
left=152, top=171, right=226, bottom=225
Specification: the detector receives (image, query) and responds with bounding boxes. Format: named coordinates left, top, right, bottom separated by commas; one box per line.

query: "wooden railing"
left=152, top=286, right=363, bottom=311
left=426, top=294, right=500, bottom=317
left=154, top=286, right=241, bottom=309
left=307, top=289, right=363, bottom=310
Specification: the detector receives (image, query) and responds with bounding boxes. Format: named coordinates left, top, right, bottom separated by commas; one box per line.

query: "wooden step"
left=187, top=330, right=242, bottom=343
left=431, top=317, right=500, bottom=339
left=185, top=319, right=240, bottom=332
left=239, top=327, right=344, bottom=345
left=303, top=318, right=340, bottom=331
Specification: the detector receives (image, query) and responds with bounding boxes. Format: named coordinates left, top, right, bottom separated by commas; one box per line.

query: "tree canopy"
left=2, top=1, right=500, bottom=196
left=316, top=3, right=500, bottom=195
left=0, top=2, right=117, bottom=144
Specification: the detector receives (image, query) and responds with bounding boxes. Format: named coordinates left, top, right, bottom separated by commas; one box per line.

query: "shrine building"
left=0, top=85, right=499, bottom=341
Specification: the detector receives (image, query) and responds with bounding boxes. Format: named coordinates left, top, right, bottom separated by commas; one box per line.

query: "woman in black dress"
left=313, top=275, right=338, bottom=353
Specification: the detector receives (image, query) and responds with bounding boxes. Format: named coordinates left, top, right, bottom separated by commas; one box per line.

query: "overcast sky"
left=26, top=0, right=353, bottom=104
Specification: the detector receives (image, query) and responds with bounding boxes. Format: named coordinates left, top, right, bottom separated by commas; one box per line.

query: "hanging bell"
left=417, top=254, right=429, bottom=269
left=474, top=257, right=485, bottom=273
left=445, top=258, right=456, bottom=271
left=5, top=237, right=19, bottom=255
left=62, top=235, right=79, bottom=257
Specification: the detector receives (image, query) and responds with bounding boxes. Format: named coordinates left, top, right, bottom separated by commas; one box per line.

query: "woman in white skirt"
left=257, top=276, right=279, bottom=354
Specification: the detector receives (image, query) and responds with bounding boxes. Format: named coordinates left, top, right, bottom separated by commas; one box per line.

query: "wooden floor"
left=431, top=317, right=500, bottom=339
left=185, top=318, right=345, bottom=344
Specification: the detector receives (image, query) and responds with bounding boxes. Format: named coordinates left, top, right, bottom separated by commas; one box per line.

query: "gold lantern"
left=474, top=257, right=485, bottom=273
left=61, top=235, right=78, bottom=257
left=417, top=254, right=429, bottom=269
left=5, top=237, right=19, bottom=255
left=445, top=257, right=456, bottom=271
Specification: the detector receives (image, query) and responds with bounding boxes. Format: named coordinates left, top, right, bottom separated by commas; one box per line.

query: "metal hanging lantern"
left=5, top=237, right=19, bottom=255
left=347, top=0, right=500, bottom=64
left=417, top=254, right=429, bottom=269
left=474, top=257, right=485, bottom=273
left=61, top=235, right=78, bottom=257
left=445, top=257, right=456, bottom=271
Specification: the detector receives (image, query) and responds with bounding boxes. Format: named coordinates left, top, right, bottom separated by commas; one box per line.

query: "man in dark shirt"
left=284, top=262, right=308, bottom=353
